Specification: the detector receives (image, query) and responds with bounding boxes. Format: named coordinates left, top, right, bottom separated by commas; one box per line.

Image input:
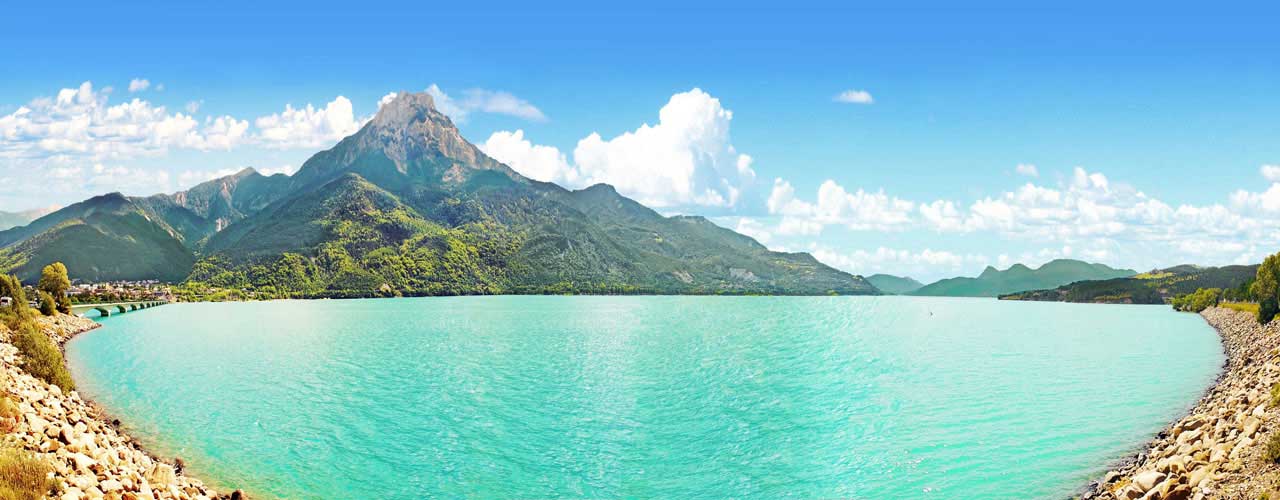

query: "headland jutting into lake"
left=0, top=313, right=232, bottom=500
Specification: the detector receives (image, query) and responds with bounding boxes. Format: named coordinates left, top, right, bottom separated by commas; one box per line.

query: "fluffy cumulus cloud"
left=834, top=89, right=874, bottom=104
left=0, top=81, right=249, bottom=161
left=482, top=88, right=756, bottom=208
left=480, top=130, right=578, bottom=185
left=765, top=178, right=915, bottom=234
left=128, top=78, right=151, bottom=92
left=1015, top=163, right=1039, bottom=177
left=1262, top=164, right=1280, bottom=182
left=808, top=245, right=987, bottom=277
left=750, top=164, right=1280, bottom=276
left=426, top=84, right=545, bottom=122
left=254, top=96, right=362, bottom=149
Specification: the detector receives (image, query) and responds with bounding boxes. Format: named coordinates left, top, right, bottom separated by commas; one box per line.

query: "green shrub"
left=35, top=292, right=54, bottom=317
left=0, top=448, right=55, bottom=500
left=1171, top=288, right=1222, bottom=313
left=0, top=275, right=29, bottom=321
left=1262, top=297, right=1280, bottom=325
left=1266, top=431, right=1280, bottom=463
left=10, top=322, right=73, bottom=391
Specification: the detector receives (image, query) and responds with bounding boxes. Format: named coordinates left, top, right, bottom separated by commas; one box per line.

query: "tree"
left=36, top=291, right=55, bottom=316
left=1253, top=253, right=1280, bottom=324
left=0, top=274, right=31, bottom=320
left=37, top=262, right=71, bottom=314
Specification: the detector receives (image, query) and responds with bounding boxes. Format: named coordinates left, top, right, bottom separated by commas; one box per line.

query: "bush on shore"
left=0, top=448, right=55, bottom=500
left=1254, top=253, right=1280, bottom=324
left=35, top=292, right=54, bottom=317
left=1171, top=288, right=1221, bottom=313
left=10, top=321, right=74, bottom=391
left=0, top=274, right=30, bottom=321
left=1267, top=431, right=1280, bottom=464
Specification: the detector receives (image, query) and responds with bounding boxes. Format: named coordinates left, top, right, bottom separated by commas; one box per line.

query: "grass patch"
left=0, top=448, right=55, bottom=500
left=1272, top=383, right=1280, bottom=408
left=1222, top=301, right=1261, bottom=314
left=10, top=321, right=73, bottom=391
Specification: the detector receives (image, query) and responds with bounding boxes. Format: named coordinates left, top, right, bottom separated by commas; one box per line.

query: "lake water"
left=65, top=296, right=1222, bottom=499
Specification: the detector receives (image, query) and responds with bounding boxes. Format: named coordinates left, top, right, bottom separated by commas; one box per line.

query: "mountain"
left=910, top=259, right=1137, bottom=297
left=0, top=193, right=194, bottom=282
left=0, top=207, right=55, bottom=231
left=1, top=92, right=877, bottom=297
left=135, top=167, right=292, bottom=245
left=1001, top=264, right=1258, bottom=304
left=866, top=274, right=924, bottom=295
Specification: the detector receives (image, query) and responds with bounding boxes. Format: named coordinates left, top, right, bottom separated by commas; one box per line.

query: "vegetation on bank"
left=0, top=447, right=55, bottom=500
left=0, top=268, right=75, bottom=390
left=1221, top=301, right=1261, bottom=314
left=1171, top=287, right=1222, bottom=312
left=1162, top=251, right=1280, bottom=325
left=0, top=361, right=56, bottom=499
left=1000, top=264, right=1259, bottom=304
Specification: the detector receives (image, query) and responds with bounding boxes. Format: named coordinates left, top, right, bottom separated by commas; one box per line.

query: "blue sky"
left=3, top=2, right=1279, bottom=281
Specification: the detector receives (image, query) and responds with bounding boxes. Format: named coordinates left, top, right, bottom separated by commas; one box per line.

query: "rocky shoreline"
left=0, top=313, right=236, bottom=500
left=1085, top=306, right=1280, bottom=500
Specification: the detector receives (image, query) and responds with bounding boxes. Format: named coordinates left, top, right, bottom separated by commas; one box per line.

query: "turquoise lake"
left=65, top=296, right=1222, bottom=499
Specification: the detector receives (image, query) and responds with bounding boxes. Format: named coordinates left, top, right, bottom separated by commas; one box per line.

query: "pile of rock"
left=1086, top=307, right=1280, bottom=500
left=0, top=315, right=239, bottom=500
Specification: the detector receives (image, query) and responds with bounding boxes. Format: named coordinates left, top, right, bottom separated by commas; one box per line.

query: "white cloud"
left=1015, top=163, right=1039, bottom=177
left=1261, top=164, right=1280, bottom=182
left=254, top=96, right=362, bottom=149
left=185, top=100, right=203, bottom=114
left=257, top=164, right=298, bottom=176
left=480, top=130, right=579, bottom=185
left=0, top=81, right=249, bottom=161
left=809, top=245, right=987, bottom=278
left=484, top=88, right=756, bottom=208
left=834, top=89, right=874, bottom=104
left=128, top=78, right=151, bottom=92
left=426, top=84, right=545, bottom=122
left=733, top=217, right=772, bottom=244
left=766, top=178, right=916, bottom=233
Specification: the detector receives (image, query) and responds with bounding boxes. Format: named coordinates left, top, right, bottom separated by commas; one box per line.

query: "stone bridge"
left=70, top=301, right=167, bottom=318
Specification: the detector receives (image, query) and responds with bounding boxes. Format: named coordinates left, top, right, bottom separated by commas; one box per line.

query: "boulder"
left=1133, top=470, right=1166, bottom=492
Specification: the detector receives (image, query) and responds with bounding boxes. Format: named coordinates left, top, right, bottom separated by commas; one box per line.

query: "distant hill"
left=1000, top=264, right=1258, bottom=304
left=910, top=259, right=1137, bottom=297
left=0, top=92, right=876, bottom=297
left=0, top=206, right=56, bottom=231
left=866, top=274, right=924, bottom=295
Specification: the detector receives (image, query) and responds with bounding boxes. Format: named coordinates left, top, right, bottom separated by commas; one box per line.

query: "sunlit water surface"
left=66, top=296, right=1222, bottom=499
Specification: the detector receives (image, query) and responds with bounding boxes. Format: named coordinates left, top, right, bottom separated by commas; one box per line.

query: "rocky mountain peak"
left=370, top=92, right=438, bottom=130
left=291, top=90, right=519, bottom=188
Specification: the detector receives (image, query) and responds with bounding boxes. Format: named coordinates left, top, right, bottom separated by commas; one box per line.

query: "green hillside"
left=0, top=193, right=195, bottom=282
left=1000, top=264, right=1259, bottom=304
left=866, top=274, right=924, bottom=294
left=911, top=259, right=1137, bottom=297
left=1, top=92, right=876, bottom=297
